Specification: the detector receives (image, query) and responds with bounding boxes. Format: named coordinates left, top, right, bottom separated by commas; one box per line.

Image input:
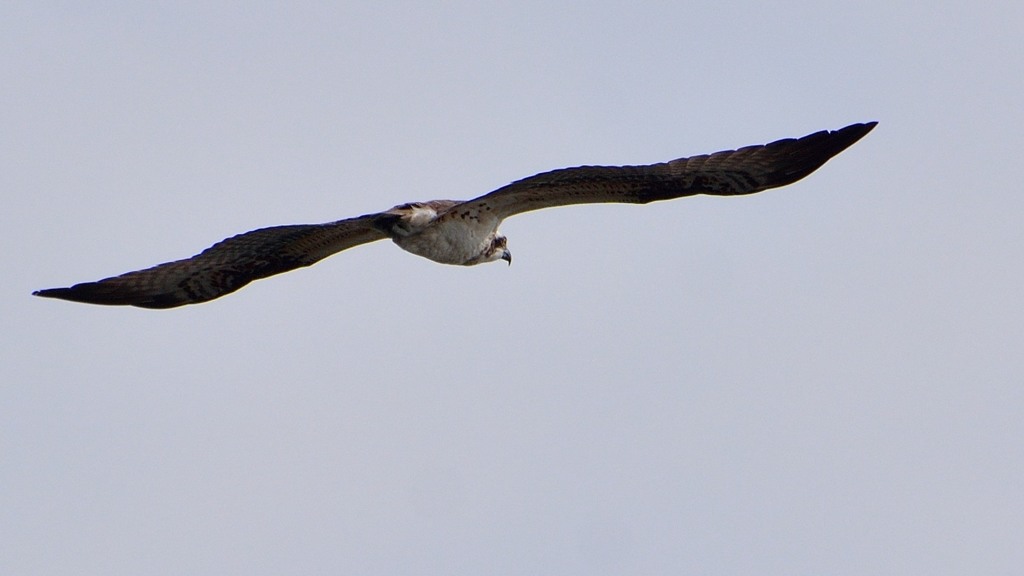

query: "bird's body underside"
left=383, top=200, right=506, bottom=265
left=35, top=122, right=876, bottom=308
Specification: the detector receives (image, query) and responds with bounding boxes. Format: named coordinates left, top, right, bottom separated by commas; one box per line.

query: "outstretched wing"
left=33, top=214, right=389, bottom=308
left=460, top=122, right=876, bottom=220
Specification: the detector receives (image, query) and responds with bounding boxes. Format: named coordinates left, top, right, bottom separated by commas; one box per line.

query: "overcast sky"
left=3, top=2, right=1023, bottom=575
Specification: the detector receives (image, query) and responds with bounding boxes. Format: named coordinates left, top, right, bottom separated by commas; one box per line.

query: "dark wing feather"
left=462, top=122, right=876, bottom=220
left=33, top=214, right=389, bottom=308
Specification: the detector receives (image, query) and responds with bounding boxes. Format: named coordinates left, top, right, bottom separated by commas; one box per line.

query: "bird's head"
left=470, top=233, right=511, bottom=266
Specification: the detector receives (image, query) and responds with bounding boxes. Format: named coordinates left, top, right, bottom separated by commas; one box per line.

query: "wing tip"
left=32, top=284, right=121, bottom=306
left=32, top=283, right=183, bottom=309
left=33, top=287, right=72, bottom=300
left=837, top=120, right=878, bottom=142
left=824, top=120, right=879, bottom=160
left=743, top=120, right=878, bottom=192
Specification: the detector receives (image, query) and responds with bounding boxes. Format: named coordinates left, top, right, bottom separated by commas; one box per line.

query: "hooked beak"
left=501, top=250, right=512, bottom=266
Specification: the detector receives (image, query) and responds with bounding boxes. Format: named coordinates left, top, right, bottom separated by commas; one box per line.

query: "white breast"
left=392, top=209, right=500, bottom=265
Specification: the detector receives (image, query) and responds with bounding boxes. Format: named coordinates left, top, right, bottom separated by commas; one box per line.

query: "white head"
left=465, top=233, right=511, bottom=266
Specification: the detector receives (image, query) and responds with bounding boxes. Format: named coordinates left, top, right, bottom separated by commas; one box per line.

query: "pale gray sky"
left=3, top=1, right=1023, bottom=574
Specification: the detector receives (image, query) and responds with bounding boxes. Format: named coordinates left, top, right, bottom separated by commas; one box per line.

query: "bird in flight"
left=34, top=122, right=876, bottom=309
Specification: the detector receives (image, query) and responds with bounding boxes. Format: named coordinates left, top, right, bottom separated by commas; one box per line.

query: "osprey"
left=35, top=122, right=876, bottom=308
